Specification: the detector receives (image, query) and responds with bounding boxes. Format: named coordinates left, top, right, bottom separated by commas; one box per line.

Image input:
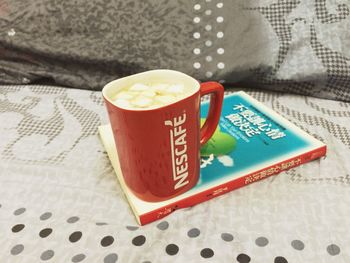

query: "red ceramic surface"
left=103, top=70, right=223, bottom=202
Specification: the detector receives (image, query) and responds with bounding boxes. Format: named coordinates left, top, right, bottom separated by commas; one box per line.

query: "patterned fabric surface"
left=1, top=85, right=350, bottom=263
left=1, top=0, right=350, bottom=101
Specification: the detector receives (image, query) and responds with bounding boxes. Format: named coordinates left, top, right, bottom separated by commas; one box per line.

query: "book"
left=99, top=91, right=327, bottom=225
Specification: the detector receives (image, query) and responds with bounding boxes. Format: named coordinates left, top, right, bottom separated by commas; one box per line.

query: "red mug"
left=102, top=70, right=224, bottom=202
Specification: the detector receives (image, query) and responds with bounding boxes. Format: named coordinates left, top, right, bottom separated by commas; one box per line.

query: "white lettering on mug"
left=164, top=112, right=189, bottom=190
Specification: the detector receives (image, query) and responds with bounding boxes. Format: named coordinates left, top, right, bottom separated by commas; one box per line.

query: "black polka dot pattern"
left=221, top=233, right=234, bottom=242
left=327, top=244, right=340, bottom=256
left=274, top=256, right=288, bottom=263
left=237, top=253, right=251, bottom=263
left=69, top=231, right=82, bottom=243
left=104, top=253, right=118, bottom=263
left=101, top=236, right=114, bottom=247
left=12, top=224, right=25, bottom=233
left=40, top=250, right=54, bottom=261
left=72, top=253, right=86, bottom=262
left=10, top=244, right=24, bottom=255
left=40, top=212, right=52, bottom=221
left=157, top=221, right=169, bottom=230
left=132, top=235, right=146, bottom=246
left=291, top=240, right=304, bottom=250
left=67, top=216, right=80, bottom=224
left=255, top=236, right=269, bottom=247
left=1, top=204, right=341, bottom=262
left=165, top=244, right=179, bottom=256
left=187, top=228, right=200, bottom=238
left=39, top=228, right=53, bottom=238
left=96, top=222, right=108, bottom=226
left=200, top=248, right=214, bottom=258
left=126, top=226, right=139, bottom=231
left=13, top=208, right=26, bottom=216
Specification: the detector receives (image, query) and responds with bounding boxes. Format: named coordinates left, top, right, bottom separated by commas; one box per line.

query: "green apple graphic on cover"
left=200, top=118, right=237, bottom=157
left=197, top=92, right=311, bottom=186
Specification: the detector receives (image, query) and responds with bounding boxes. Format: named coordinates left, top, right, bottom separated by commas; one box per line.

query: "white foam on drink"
left=112, top=82, right=190, bottom=110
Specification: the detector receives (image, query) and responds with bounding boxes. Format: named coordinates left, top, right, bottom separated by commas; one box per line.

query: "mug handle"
left=199, top=81, right=224, bottom=146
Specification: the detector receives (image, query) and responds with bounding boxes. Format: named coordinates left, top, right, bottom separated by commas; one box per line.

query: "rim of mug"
left=102, top=69, right=200, bottom=111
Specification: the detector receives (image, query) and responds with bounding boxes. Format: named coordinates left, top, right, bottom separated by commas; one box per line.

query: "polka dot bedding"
left=2, top=0, right=350, bottom=103
left=1, top=85, right=350, bottom=262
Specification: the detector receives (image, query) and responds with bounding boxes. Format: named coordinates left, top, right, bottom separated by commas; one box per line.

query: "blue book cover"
left=198, top=91, right=318, bottom=187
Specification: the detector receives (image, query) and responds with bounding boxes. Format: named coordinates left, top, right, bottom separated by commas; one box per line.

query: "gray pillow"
left=0, top=0, right=349, bottom=101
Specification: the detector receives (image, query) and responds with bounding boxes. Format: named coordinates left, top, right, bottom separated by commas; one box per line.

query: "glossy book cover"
left=99, top=91, right=326, bottom=225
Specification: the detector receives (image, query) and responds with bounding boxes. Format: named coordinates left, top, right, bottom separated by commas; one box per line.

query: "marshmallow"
left=166, top=84, right=185, bottom=94
left=141, top=90, right=156, bottom=97
left=113, top=99, right=131, bottom=109
left=151, top=84, right=169, bottom=94
left=112, top=82, right=189, bottom=109
left=129, top=83, right=149, bottom=92
left=113, top=91, right=134, bottom=100
left=155, top=95, right=177, bottom=104
left=131, top=97, right=153, bottom=108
